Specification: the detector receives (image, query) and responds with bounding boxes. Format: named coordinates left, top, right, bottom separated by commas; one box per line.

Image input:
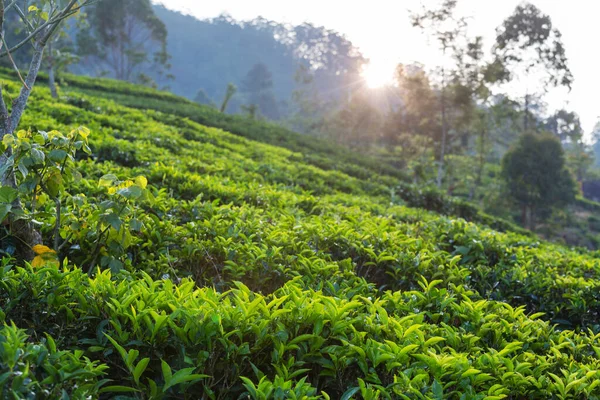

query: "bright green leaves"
left=100, top=174, right=148, bottom=200
left=104, top=334, right=207, bottom=395
left=98, top=174, right=117, bottom=188
left=3, top=128, right=91, bottom=201
left=41, top=170, right=153, bottom=273
left=0, top=186, right=19, bottom=204
left=0, top=187, right=18, bottom=223
left=0, top=127, right=92, bottom=261
left=0, top=322, right=107, bottom=398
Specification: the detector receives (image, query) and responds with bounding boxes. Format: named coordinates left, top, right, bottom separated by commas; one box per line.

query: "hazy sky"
left=156, top=0, right=599, bottom=136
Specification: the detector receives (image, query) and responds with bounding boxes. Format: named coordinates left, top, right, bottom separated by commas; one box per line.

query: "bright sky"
left=156, top=0, right=600, bottom=136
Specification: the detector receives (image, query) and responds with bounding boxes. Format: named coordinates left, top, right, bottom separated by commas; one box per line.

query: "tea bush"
left=1, top=73, right=600, bottom=398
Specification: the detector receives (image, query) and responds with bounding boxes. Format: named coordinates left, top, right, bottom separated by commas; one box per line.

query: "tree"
left=194, top=89, right=215, bottom=108
left=288, top=64, right=328, bottom=135
left=546, top=109, right=594, bottom=183
left=325, top=90, right=382, bottom=148
left=45, top=13, right=86, bottom=98
left=78, top=0, right=170, bottom=83
left=494, top=3, right=573, bottom=131
left=502, top=132, right=576, bottom=229
left=240, top=63, right=280, bottom=120
left=411, top=0, right=467, bottom=188
left=220, top=83, right=237, bottom=113
left=0, top=0, right=93, bottom=258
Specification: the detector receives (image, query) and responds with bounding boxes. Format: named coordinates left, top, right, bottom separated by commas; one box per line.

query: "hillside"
left=3, top=74, right=600, bottom=398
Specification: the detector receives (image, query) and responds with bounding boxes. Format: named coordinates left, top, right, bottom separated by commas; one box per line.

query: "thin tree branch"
left=0, top=84, right=10, bottom=134
left=1, top=35, right=28, bottom=89
left=13, top=4, right=35, bottom=34
left=0, top=1, right=96, bottom=58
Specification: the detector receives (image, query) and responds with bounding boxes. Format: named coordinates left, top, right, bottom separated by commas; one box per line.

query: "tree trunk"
left=48, top=43, right=58, bottom=98
left=524, top=94, right=529, bottom=132
left=521, top=204, right=528, bottom=229
left=48, top=65, right=58, bottom=98
left=470, top=124, right=487, bottom=201
left=436, top=67, right=447, bottom=188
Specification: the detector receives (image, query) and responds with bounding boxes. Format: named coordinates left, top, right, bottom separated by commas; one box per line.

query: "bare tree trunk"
left=48, top=65, right=58, bottom=98
left=470, top=123, right=487, bottom=201
left=48, top=43, right=58, bottom=98
left=436, top=66, right=447, bottom=188
left=524, top=93, right=529, bottom=132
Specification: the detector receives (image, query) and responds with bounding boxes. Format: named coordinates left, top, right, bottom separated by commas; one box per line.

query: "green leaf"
left=0, top=204, right=12, bottom=223
left=0, top=187, right=18, bottom=204
left=161, top=360, right=172, bottom=383
left=133, top=358, right=150, bottom=385
left=17, top=162, right=28, bottom=178
left=30, top=148, right=45, bottom=164
left=129, top=218, right=143, bottom=232
left=105, top=213, right=122, bottom=231
left=99, top=386, right=139, bottom=394
left=99, top=174, right=118, bottom=187
left=341, top=387, right=360, bottom=400
left=163, top=369, right=208, bottom=391
left=117, top=185, right=143, bottom=199
left=48, top=149, right=68, bottom=163
left=46, top=171, right=63, bottom=197
left=432, top=380, right=443, bottom=398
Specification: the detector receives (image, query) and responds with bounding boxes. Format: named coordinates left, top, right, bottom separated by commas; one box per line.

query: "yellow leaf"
left=16, top=130, right=27, bottom=139
left=31, top=254, right=59, bottom=268
left=135, top=176, right=148, bottom=189
left=78, top=126, right=91, bottom=139
left=31, top=255, right=44, bottom=268
left=28, top=5, right=38, bottom=12
left=2, top=135, right=14, bottom=146
left=32, top=244, right=56, bottom=255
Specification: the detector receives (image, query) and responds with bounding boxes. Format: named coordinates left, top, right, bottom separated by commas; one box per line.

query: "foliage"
left=2, top=70, right=600, bottom=398
left=0, top=321, right=107, bottom=398
left=502, top=132, right=577, bottom=227
left=78, top=0, right=170, bottom=83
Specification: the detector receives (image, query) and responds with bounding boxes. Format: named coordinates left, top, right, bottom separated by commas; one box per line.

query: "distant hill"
left=140, top=6, right=365, bottom=118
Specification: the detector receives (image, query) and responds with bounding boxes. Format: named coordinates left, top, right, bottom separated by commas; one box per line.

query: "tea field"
left=3, top=73, right=600, bottom=399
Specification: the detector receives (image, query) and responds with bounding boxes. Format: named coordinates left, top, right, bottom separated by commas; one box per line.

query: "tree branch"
left=1, top=35, right=28, bottom=89
left=13, top=4, right=35, bottom=34
left=0, top=84, right=10, bottom=135
left=0, top=0, right=96, bottom=58
left=9, top=44, right=44, bottom=130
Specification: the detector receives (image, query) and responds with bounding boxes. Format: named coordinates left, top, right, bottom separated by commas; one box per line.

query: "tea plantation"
left=3, top=73, right=600, bottom=399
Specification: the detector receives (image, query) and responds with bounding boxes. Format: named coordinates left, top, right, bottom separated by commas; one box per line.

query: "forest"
left=2, top=0, right=600, bottom=399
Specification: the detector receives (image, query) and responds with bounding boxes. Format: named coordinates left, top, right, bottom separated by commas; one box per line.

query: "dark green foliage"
left=502, top=132, right=577, bottom=227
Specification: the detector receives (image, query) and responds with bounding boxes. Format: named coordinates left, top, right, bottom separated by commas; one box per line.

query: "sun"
left=361, top=61, right=394, bottom=88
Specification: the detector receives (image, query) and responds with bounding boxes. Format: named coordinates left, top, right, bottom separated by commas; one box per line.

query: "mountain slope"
left=2, top=74, right=600, bottom=398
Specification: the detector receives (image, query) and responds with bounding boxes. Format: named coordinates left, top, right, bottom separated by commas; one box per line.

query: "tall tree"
left=546, top=109, right=594, bottom=183
left=411, top=0, right=467, bottom=188
left=502, top=132, right=576, bottom=229
left=493, top=2, right=573, bottom=131
left=240, top=63, right=280, bottom=120
left=45, top=13, right=86, bottom=98
left=220, top=83, right=237, bottom=113
left=78, top=0, right=170, bottom=82
left=0, top=0, right=93, bottom=257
